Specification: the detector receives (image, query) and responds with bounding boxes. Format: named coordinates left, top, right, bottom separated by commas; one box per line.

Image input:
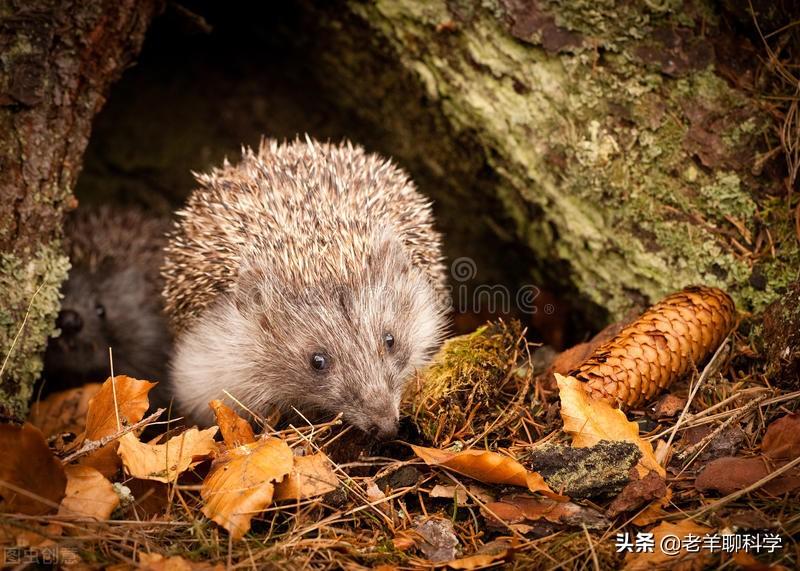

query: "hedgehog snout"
left=365, top=416, right=399, bottom=441
left=358, top=398, right=400, bottom=441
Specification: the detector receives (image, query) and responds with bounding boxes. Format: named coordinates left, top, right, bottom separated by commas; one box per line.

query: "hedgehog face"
left=44, top=265, right=171, bottom=387
left=169, top=232, right=447, bottom=438
left=251, top=234, right=446, bottom=439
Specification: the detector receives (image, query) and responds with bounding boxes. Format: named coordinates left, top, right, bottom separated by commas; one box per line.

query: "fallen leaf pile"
left=0, top=285, right=796, bottom=569
left=2, top=376, right=341, bottom=547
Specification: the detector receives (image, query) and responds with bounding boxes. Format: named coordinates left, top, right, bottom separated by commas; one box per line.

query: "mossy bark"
left=301, top=0, right=798, bottom=320
left=0, top=0, right=160, bottom=420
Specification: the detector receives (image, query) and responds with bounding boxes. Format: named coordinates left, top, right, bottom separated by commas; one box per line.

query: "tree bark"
left=300, top=0, right=799, bottom=319
left=0, top=0, right=160, bottom=420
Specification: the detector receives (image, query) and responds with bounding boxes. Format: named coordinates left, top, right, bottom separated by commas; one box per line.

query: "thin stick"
left=109, top=347, right=121, bottom=431
left=62, top=408, right=164, bottom=464
left=583, top=524, right=600, bottom=571
left=676, top=393, right=768, bottom=471
left=0, top=282, right=45, bottom=380
left=661, top=336, right=730, bottom=467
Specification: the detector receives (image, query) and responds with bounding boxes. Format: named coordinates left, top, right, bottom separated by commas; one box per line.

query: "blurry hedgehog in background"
left=43, top=206, right=173, bottom=389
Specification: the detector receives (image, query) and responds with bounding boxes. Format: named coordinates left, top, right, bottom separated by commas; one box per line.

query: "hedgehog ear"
left=368, top=227, right=412, bottom=276
left=234, top=263, right=268, bottom=315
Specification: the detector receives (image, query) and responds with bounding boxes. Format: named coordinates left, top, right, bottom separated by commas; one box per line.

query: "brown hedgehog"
left=44, top=206, right=172, bottom=387
left=162, top=138, right=449, bottom=438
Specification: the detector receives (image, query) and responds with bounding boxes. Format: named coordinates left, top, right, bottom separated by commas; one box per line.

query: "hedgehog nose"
left=367, top=419, right=399, bottom=441
left=57, top=309, right=83, bottom=336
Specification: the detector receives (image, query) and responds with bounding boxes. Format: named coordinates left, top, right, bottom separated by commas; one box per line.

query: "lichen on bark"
left=323, top=0, right=798, bottom=319
left=0, top=0, right=160, bottom=420
left=0, top=248, right=69, bottom=420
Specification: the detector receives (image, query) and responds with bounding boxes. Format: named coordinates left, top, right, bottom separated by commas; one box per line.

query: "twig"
left=109, top=347, right=121, bottom=431
left=661, top=336, right=730, bottom=468
left=676, top=393, right=768, bottom=470
left=583, top=524, right=600, bottom=571
left=61, top=408, right=164, bottom=464
left=0, top=282, right=45, bottom=381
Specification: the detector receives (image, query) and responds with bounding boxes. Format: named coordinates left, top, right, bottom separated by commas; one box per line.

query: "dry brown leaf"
left=274, top=452, right=338, bottom=501
left=631, top=487, right=673, bottom=527
left=446, top=540, right=513, bottom=569
left=0, top=423, right=67, bottom=515
left=0, top=521, right=65, bottom=562
left=694, top=456, right=800, bottom=495
left=607, top=470, right=667, bottom=518
left=138, top=552, right=225, bottom=570
left=556, top=374, right=665, bottom=477
left=126, top=478, right=170, bottom=517
left=208, top=399, right=255, bottom=447
left=57, top=464, right=119, bottom=522
left=392, top=532, right=417, bottom=551
left=201, top=437, right=294, bottom=540
left=79, top=375, right=157, bottom=477
left=624, top=519, right=713, bottom=570
left=28, top=383, right=102, bottom=438
left=762, top=413, right=800, bottom=460
left=118, top=427, right=218, bottom=483
left=732, top=551, right=791, bottom=571
left=430, top=483, right=494, bottom=505
left=411, top=445, right=563, bottom=499
left=483, top=495, right=608, bottom=529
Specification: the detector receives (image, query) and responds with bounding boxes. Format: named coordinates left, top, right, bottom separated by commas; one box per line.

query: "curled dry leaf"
left=274, top=452, right=338, bottom=501
left=57, top=465, right=119, bottom=522
left=208, top=399, right=255, bottom=447
left=606, top=470, right=667, bottom=518
left=556, top=373, right=665, bottom=478
left=0, top=423, right=67, bottom=515
left=761, top=413, right=800, bottom=460
left=118, top=427, right=218, bottom=483
left=201, top=437, right=293, bottom=540
left=483, top=495, right=608, bottom=529
left=411, top=445, right=563, bottom=499
left=694, top=456, right=800, bottom=495
left=79, top=375, right=157, bottom=477
left=28, top=383, right=102, bottom=438
left=624, top=519, right=713, bottom=570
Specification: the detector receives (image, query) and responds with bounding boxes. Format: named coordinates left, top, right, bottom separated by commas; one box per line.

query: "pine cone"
left=570, top=286, right=736, bottom=409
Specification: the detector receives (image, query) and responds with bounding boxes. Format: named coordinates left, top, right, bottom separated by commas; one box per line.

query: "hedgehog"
left=162, top=138, right=449, bottom=439
left=43, top=206, right=173, bottom=388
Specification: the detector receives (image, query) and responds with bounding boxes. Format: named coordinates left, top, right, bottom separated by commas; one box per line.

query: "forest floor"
left=1, top=301, right=799, bottom=570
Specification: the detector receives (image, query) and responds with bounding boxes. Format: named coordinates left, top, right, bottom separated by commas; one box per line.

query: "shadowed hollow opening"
left=75, top=0, right=594, bottom=348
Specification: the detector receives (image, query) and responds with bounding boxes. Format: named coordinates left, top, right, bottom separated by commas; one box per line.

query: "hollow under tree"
left=0, top=0, right=160, bottom=420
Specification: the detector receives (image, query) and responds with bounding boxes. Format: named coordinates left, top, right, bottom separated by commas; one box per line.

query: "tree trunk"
left=299, top=0, right=798, bottom=319
left=0, top=0, right=160, bottom=420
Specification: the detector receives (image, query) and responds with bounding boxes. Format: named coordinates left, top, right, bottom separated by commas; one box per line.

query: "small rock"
left=413, top=516, right=459, bottom=562
left=376, top=465, right=421, bottom=491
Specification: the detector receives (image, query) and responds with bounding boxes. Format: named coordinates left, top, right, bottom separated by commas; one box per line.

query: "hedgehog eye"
left=310, top=352, right=329, bottom=371
left=95, top=304, right=106, bottom=319
left=383, top=332, right=395, bottom=350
